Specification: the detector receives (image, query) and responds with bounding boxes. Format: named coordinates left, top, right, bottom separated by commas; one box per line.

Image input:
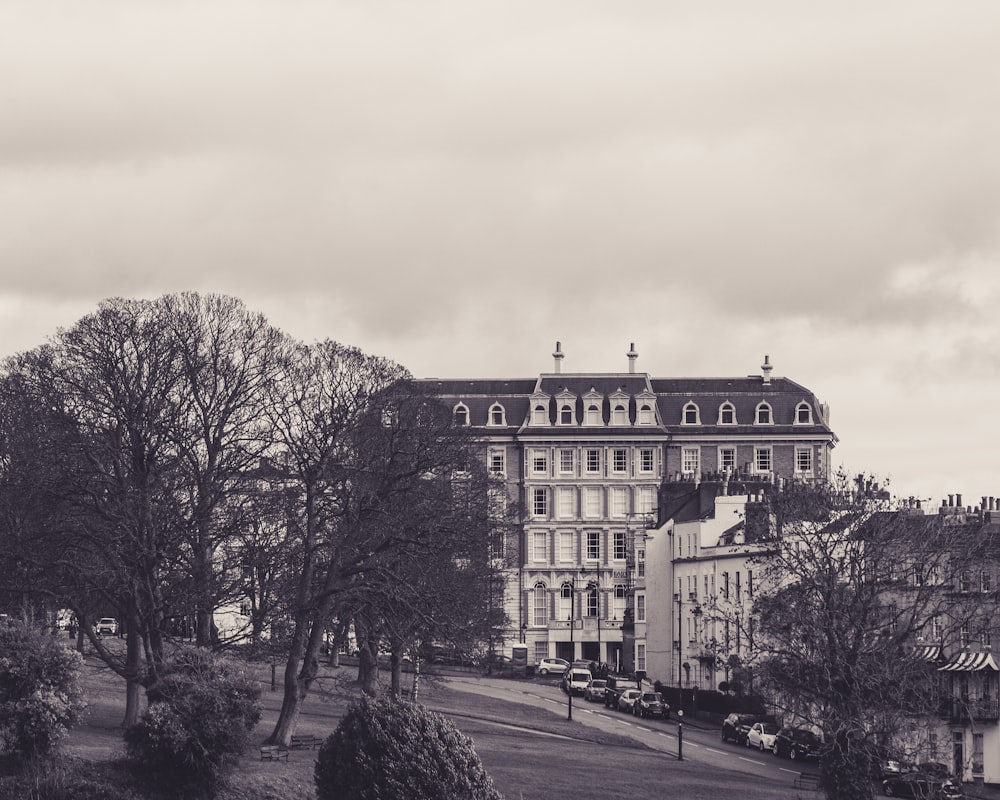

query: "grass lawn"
left=42, top=654, right=806, bottom=800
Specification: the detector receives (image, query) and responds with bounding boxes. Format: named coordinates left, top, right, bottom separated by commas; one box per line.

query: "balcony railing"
left=939, top=697, right=1000, bottom=721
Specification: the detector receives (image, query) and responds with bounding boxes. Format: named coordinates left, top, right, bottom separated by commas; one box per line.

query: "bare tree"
left=750, top=475, right=994, bottom=800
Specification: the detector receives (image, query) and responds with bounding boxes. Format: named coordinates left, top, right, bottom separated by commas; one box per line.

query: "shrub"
left=315, top=695, right=503, bottom=800
left=0, top=620, right=86, bottom=759
left=123, top=649, right=261, bottom=798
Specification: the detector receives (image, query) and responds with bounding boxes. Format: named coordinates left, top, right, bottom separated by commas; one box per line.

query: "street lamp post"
left=568, top=577, right=575, bottom=721
left=677, top=709, right=684, bottom=760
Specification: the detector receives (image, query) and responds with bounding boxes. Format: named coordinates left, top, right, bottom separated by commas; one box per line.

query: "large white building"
left=418, top=344, right=837, bottom=672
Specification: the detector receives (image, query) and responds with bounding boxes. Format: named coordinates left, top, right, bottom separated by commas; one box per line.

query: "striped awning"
left=938, top=652, right=1000, bottom=672
left=913, top=644, right=943, bottom=663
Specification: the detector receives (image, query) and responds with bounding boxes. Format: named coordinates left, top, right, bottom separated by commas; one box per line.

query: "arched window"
left=585, top=404, right=601, bottom=426
left=488, top=403, right=506, bottom=426
left=613, top=585, right=627, bottom=620
left=718, top=402, right=736, bottom=425
left=795, top=401, right=813, bottom=424
left=755, top=402, right=773, bottom=425
left=560, top=582, right=574, bottom=621
left=453, top=404, right=469, bottom=426
left=559, top=405, right=574, bottom=425
left=612, top=404, right=628, bottom=425
left=682, top=401, right=700, bottom=425
left=532, top=403, right=548, bottom=425
left=532, top=582, right=548, bottom=626
left=638, top=404, right=654, bottom=424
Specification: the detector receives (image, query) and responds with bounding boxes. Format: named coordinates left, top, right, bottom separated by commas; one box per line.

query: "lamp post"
left=568, top=576, right=575, bottom=721
left=677, top=709, right=684, bottom=760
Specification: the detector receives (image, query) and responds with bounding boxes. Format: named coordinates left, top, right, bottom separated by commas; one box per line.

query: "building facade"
left=418, top=344, right=837, bottom=671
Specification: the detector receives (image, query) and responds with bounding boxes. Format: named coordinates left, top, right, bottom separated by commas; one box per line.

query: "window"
left=932, top=616, right=943, bottom=640
left=960, top=624, right=971, bottom=648
left=718, top=402, right=736, bottom=425
left=531, top=450, right=548, bottom=474
left=586, top=449, right=601, bottom=473
left=636, top=643, right=646, bottom=672
left=532, top=531, right=547, bottom=562
left=586, top=587, right=599, bottom=617
left=682, top=401, right=700, bottom=425
left=722, top=572, right=730, bottom=600
left=560, top=583, right=573, bottom=620
left=557, top=487, right=575, bottom=519
left=534, top=641, right=548, bottom=663
left=747, top=569, right=754, bottom=598
left=586, top=530, right=600, bottom=560
left=982, top=570, right=992, bottom=592
left=754, top=446, right=772, bottom=474
left=795, top=402, right=813, bottom=424
left=488, top=450, right=505, bottom=475
left=615, top=585, right=628, bottom=620
left=585, top=404, right=601, bottom=425
left=559, top=531, right=574, bottom=562
left=681, top=447, right=700, bottom=475
left=584, top=487, right=602, bottom=518
left=637, top=549, right=645, bottom=578
left=532, top=488, right=548, bottom=517
left=559, top=404, right=574, bottom=425
left=488, top=403, right=506, bottom=426
left=735, top=571, right=742, bottom=602
left=612, top=404, right=628, bottom=425
left=532, top=583, right=548, bottom=625
left=613, top=449, right=628, bottom=473
left=960, top=572, right=972, bottom=592
left=559, top=449, right=574, bottom=473
left=719, top=447, right=736, bottom=472
left=973, top=733, right=984, bottom=776
left=639, top=448, right=654, bottom=473
left=755, top=402, right=773, bottom=425
left=637, top=486, right=656, bottom=515
left=613, top=530, right=627, bottom=560
left=635, top=592, right=645, bottom=622
left=638, top=404, right=654, bottom=424
left=980, top=621, right=992, bottom=648
left=532, top=403, right=548, bottom=425
left=795, top=446, right=813, bottom=474
left=611, top=487, right=628, bottom=518
left=453, top=404, right=469, bottom=425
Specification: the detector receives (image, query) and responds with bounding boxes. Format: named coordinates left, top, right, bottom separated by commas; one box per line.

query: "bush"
left=314, top=696, right=503, bottom=800
left=0, top=620, right=87, bottom=759
left=123, top=649, right=261, bottom=798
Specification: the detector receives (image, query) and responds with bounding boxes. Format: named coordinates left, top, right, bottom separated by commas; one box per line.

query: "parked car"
left=617, top=689, right=642, bottom=713
left=536, top=657, right=570, bottom=676
left=772, top=727, right=821, bottom=761
left=561, top=668, right=593, bottom=696
left=746, top=721, right=780, bottom=752
left=95, top=617, right=118, bottom=636
left=721, top=713, right=765, bottom=745
left=604, top=683, right=626, bottom=708
left=584, top=679, right=608, bottom=702
left=882, top=771, right=962, bottom=798
left=633, top=691, right=669, bottom=719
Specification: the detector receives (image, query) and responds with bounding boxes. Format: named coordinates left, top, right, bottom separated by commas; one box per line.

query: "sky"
left=1, top=2, right=998, bottom=509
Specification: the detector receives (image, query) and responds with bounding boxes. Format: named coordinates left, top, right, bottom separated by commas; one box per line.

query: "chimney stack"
left=627, top=342, right=638, bottom=373
left=552, top=341, right=564, bottom=374
left=761, top=355, right=773, bottom=385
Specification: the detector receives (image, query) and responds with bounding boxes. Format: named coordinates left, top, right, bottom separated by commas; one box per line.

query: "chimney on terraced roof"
left=761, top=355, right=773, bottom=385
left=627, top=342, right=638, bottom=373
left=553, top=341, right=564, bottom=374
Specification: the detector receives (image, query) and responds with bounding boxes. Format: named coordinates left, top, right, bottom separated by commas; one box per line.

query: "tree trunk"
left=390, top=653, right=402, bottom=697
left=357, top=640, right=379, bottom=696
left=121, top=627, right=144, bottom=728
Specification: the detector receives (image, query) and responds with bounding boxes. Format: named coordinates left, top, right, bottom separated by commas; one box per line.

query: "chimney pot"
left=761, top=354, right=773, bottom=385
left=552, top=341, right=564, bottom=374
left=627, top=342, right=638, bottom=373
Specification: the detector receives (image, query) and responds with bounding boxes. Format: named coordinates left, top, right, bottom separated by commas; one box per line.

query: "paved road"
left=444, top=676, right=818, bottom=787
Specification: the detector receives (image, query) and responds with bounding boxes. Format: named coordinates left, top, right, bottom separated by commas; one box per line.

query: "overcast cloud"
left=2, top=1, right=998, bottom=506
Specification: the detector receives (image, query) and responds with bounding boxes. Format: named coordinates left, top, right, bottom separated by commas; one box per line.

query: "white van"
left=561, top=668, right=593, bottom=696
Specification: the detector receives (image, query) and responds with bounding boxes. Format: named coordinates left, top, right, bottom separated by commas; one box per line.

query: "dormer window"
left=637, top=403, right=654, bottom=425
left=488, top=403, right=506, bottom=426
left=453, top=403, right=469, bottom=426
left=718, top=402, right=737, bottom=425
left=682, top=402, right=701, bottom=425
left=559, top=404, right=574, bottom=425
left=611, top=403, right=628, bottom=426
left=795, top=401, right=813, bottom=425
left=585, top=403, right=602, bottom=426
left=755, top=402, right=773, bottom=425
left=532, top=403, right=549, bottom=426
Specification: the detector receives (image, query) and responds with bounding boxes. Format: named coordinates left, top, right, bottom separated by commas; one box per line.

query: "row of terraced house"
left=417, top=343, right=1000, bottom=786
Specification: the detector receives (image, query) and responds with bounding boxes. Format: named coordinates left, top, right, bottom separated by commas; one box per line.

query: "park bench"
left=259, top=744, right=289, bottom=762
left=792, top=772, right=820, bottom=791
left=290, top=734, right=323, bottom=750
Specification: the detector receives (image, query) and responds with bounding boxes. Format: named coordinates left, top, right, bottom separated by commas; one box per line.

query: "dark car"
left=721, top=713, right=764, bottom=745
left=882, top=771, right=962, bottom=798
left=772, top=727, right=821, bottom=761
left=634, top=691, right=669, bottom=719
